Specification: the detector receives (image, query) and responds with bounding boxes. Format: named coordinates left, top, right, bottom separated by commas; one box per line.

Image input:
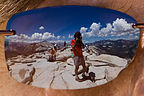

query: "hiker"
left=71, top=31, right=87, bottom=81
left=53, top=43, right=57, bottom=52
left=62, top=41, right=67, bottom=51
left=64, top=41, right=66, bottom=47
left=48, top=48, right=56, bottom=62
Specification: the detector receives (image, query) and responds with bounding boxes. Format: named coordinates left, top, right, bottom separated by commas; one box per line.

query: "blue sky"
left=6, top=6, right=138, bottom=43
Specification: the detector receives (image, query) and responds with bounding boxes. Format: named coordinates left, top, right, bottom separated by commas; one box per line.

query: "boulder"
left=21, top=59, right=36, bottom=63
left=89, top=46, right=101, bottom=55
left=36, top=55, right=43, bottom=59
left=87, top=53, right=98, bottom=61
left=35, top=46, right=47, bottom=52
left=11, top=58, right=23, bottom=63
left=95, top=54, right=128, bottom=67
left=83, top=51, right=90, bottom=56
left=85, top=60, right=107, bottom=66
left=10, top=64, right=35, bottom=84
left=7, top=60, right=15, bottom=66
left=27, top=54, right=35, bottom=58
left=7, top=46, right=129, bottom=89
left=32, top=61, right=59, bottom=88
left=56, top=48, right=72, bottom=61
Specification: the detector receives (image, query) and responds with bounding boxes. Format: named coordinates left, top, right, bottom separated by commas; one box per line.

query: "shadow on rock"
left=76, top=72, right=106, bottom=82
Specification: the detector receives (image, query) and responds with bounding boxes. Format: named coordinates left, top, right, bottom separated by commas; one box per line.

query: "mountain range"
left=87, top=39, right=138, bottom=59
left=5, top=39, right=138, bottom=60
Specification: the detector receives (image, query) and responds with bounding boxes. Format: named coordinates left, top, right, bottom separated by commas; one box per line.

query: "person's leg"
left=75, top=65, right=80, bottom=80
left=81, top=56, right=87, bottom=76
left=74, top=56, right=80, bottom=80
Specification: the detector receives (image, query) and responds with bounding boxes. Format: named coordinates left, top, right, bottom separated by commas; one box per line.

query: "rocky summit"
left=7, top=42, right=128, bottom=89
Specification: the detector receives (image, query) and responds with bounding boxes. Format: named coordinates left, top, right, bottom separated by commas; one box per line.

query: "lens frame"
left=3, top=5, right=139, bottom=89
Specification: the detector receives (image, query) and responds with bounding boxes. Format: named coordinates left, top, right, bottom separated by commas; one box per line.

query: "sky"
left=6, top=6, right=139, bottom=43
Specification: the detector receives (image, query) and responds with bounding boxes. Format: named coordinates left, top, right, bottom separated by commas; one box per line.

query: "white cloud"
left=80, top=18, right=137, bottom=40
left=7, top=34, right=31, bottom=42
left=19, top=34, right=29, bottom=39
left=7, top=32, right=56, bottom=43
left=80, top=27, right=88, bottom=33
left=90, top=23, right=101, bottom=31
left=7, top=18, right=138, bottom=43
left=57, top=36, right=61, bottom=39
left=39, top=26, right=44, bottom=30
left=112, top=18, right=132, bottom=32
left=80, top=23, right=101, bottom=37
left=42, top=32, right=55, bottom=40
left=100, top=23, right=112, bottom=37
left=90, top=23, right=101, bottom=36
left=32, top=33, right=42, bottom=40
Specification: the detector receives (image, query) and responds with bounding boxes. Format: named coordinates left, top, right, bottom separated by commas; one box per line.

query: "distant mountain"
left=87, top=39, right=139, bottom=59
left=5, top=39, right=138, bottom=60
left=5, top=41, right=53, bottom=59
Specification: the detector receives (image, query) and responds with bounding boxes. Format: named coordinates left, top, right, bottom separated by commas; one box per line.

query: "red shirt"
left=50, top=49, right=55, bottom=55
left=71, top=39, right=83, bottom=57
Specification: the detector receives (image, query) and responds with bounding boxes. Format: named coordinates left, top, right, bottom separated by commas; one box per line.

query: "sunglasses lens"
left=5, top=6, right=139, bottom=89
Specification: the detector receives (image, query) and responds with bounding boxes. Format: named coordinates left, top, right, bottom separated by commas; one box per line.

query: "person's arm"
left=71, top=38, right=78, bottom=49
left=71, top=39, right=80, bottom=56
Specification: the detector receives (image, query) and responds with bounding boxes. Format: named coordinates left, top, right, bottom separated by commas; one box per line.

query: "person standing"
left=64, top=41, right=66, bottom=47
left=71, top=32, right=86, bottom=81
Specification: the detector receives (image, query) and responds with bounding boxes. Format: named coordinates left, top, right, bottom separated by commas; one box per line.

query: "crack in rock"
left=61, top=75, right=69, bottom=89
left=21, top=67, right=35, bottom=85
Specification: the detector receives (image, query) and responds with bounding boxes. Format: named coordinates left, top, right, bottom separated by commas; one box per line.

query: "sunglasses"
left=1, top=5, right=141, bottom=89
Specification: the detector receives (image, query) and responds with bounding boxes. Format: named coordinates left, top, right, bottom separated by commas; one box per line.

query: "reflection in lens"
left=5, top=6, right=139, bottom=89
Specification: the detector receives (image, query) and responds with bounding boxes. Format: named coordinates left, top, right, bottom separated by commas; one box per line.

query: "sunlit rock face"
left=7, top=46, right=127, bottom=89
left=5, top=6, right=138, bottom=89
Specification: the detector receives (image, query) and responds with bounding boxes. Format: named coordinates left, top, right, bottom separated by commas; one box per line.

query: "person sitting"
left=48, top=48, right=56, bottom=62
